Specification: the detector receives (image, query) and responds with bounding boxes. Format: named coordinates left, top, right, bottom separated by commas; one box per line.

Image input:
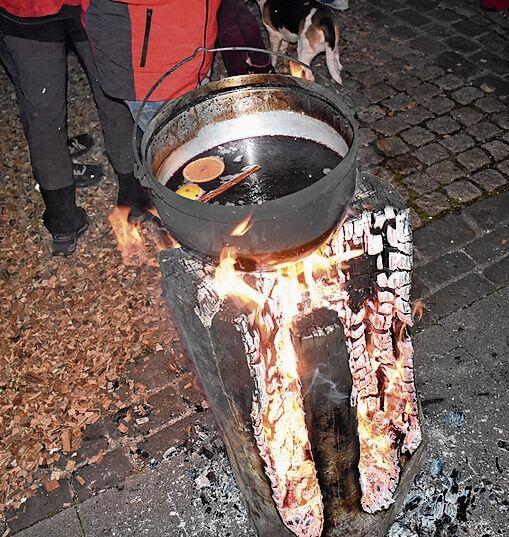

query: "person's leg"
left=2, top=27, right=87, bottom=254
left=70, top=22, right=152, bottom=213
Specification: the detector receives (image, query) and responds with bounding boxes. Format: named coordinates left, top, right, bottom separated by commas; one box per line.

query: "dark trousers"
left=0, top=9, right=134, bottom=190
left=216, top=0, right=272, bottom=76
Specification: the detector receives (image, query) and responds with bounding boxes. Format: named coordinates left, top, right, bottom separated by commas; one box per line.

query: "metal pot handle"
left=132, top=46, right=327, bottom=183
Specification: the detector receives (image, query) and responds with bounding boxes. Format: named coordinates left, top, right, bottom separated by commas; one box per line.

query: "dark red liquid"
left=165, top=135, right=342, bottom=205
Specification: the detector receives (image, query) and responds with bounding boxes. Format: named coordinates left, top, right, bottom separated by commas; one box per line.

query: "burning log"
left=159, top=172, right=424, bottom=536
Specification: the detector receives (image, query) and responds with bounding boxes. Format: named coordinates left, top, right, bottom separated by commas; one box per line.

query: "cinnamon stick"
left=200, top=165, right=260, bottom=203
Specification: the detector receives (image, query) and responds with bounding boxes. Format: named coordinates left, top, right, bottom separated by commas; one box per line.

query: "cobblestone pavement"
left=1, top=0, right=508, bottom=535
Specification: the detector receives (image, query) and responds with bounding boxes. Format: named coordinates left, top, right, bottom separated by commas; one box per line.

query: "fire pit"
left=136, top=73, right=424, bottom=536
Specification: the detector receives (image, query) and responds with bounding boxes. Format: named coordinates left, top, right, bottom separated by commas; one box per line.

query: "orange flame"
left=213, top=240, right=364, bottom=536
left=412, top=299, right=423, bottom=320
left=289, top=60, right=315, bottom=82
left=108, top=206, right=147, bottom=266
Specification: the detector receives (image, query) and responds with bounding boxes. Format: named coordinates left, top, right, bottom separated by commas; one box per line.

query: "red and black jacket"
left=83, top=0, right=221, bottom=101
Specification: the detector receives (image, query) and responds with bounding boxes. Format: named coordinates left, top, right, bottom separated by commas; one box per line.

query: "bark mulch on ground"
left=0, top=55, right=178, bottom=515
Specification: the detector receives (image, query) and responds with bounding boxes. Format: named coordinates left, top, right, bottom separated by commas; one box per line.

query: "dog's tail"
left=319, top=15, right=343, bottom=84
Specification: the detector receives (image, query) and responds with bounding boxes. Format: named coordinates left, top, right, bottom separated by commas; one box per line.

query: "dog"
left=256, top=0, right=345, bottom=84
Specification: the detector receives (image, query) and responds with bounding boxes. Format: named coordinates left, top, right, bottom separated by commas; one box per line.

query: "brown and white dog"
left=256, top=0, right=344, bottom=84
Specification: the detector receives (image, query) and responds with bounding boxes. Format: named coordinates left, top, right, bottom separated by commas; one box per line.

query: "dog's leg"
left=297, top=35, right=320, bottom=82
left=325, top=28, right=343, bottom=84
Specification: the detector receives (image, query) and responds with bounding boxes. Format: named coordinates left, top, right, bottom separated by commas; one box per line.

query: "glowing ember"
left=108, top=206, right=147, bottom=266
left=289, top=60, right=315, bottom=81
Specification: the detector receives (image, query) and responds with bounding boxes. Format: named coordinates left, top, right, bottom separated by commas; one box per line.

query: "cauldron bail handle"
left=132, top=46, right=327, bottom=186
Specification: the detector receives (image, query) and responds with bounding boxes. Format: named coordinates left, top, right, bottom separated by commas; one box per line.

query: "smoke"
left=302, top=366, right=350, bottom=406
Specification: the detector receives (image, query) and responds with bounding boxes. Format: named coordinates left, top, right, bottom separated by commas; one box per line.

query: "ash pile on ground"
left=153, top=423, right=255, bottom=537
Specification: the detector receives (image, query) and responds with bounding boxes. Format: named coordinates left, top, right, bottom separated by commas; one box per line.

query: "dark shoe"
left=73, top=163, right=104, bottom=188
left=51, top=209, right=89, bottom=256
left=41, top=185, right=89, bottom=256
left=68, top=133, right=94, bottom=158
left=117, top=171, right=152, bottom=219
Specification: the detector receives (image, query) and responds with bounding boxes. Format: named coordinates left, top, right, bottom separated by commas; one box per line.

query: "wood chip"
left=61, top=429, right=72, bottom=453
left=44, top=480, right=60, bottom=492
left=75, top=475, right=86, bottom=486
left=118, top=423, right=128, bottom=434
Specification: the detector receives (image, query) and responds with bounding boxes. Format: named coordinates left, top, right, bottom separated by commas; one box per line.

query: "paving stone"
left=364, top=83, right=397, bottom=103
left=413, top=142, right=449, bottom=165
left=483, top=256, right=509, bottom=287
left=451, top=86, right=485, bottom=105
left=126, top=352, right=177, bottom=392
left=425, top=273, right=495, bottom=318
left=74, top=421, right=110, bottom=463
left=136, top=384, right=191, bottom=435
left=394, top=8, right=431, bottom=26
left=371, top=116, right=408, bottom=136
left=471, top=74, right=509, bottom=98
left=414, top=191, right=450, bottom=217
left=467, top=121, right=501, bottom=142
left=443, top=35, right=479, bottom=54
left=357, top=147, right=384, bottom=168
left=386, top=153, right=422, bottom=176
left=348, top=92, right=371, bottom=109
left=413, top=83, right=440, bottom=102
left=137, top=413, right=212, bottom=459
left=358, top=127, right=377, bottom=147
left=450, top=106, right=483, bottom=126
left=482, top=140, right=509, bottom=162
left=470, top=169, right=507, bottom=193
left=414, top=64, right=444, bottom=82
left=456, top=147, right=491, bottom=171
left=427, top=160, right=465, bottom=184
left=436, top=74, right=464, bottom=91
left=400, top=126, right=435, bottom=147
left=451, top=19, right=486, bottom=37
left=444, top=180, right=482, bottom=203
left=381, top=94, right=413, bottom=112
left=469, top=51, right=508, bottom=77
left=408, top=36, right=444, bottom=55
left=355, top=69, right=384, bottom=88
left=397, top=106, right=434, bottom=125
left=434, top=51, right=479, bottom=79
left=416, top=251, right=476, bottom=289
left=419, top=22, right=455, bottom=40
left=6, top=481, right=73, bottom=534
left=376, top=136, right=409, bottom=157
left=426, top=116, right=460, bottom=135
left=492, top=112, right=509, bottom=130
left=463, top=223, right=509, bottom=264
left=357, top=105, right=386, bottom=124
left=401, top=172, right=440, bottom=194
left=391, top=24, right=418, bottom=40
left=438, top=133, right=474, bottom=154
left=427, top=7, right=463, bottom=23
left=424, top=96, right=455, bottom=115
left=413, top=213, right=477, bottom=259
left=385, top=73, right=420, bottom=92
left=475, top=95, right=505, bottom=114
left=72, top=448, right=134, bottom=502
left=14, top=508, right=84, bottom=537
left=404, top=0, right=439, bottom=12
left=464, top=190, right=509, bottom=231
left=496, top=159, right=509, bottom=177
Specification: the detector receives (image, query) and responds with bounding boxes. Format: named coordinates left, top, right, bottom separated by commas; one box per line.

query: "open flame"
left=108, top=206, right=147, bottom=266
left=289, top=61, right=315, bottom=82
left=214, top=241, right=363, bottom=536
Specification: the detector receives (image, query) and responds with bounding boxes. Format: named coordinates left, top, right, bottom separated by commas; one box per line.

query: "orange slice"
left=176, top=184, right=204, bottom=200
left=183, top=156, right=225, bottom=183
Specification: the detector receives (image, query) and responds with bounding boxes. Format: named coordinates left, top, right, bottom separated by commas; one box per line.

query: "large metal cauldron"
left=137, top=73, right=358, bottom=269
